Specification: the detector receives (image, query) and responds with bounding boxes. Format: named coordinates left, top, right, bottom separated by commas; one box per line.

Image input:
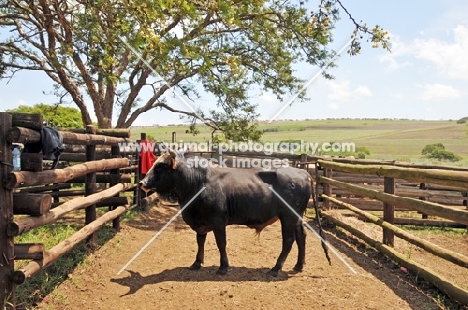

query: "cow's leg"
left=293, top=221, right=306, bottom=272
left=189, top=233, right=207, bottom=270
left=213, top=225, right=229, bottom=275
left=268, top=217, right=296, bottom=277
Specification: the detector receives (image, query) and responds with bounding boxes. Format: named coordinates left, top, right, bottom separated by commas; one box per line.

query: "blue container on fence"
left=12, top=145, right=21, bottom=172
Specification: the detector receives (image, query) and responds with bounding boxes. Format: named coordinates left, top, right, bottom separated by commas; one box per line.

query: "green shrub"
left=421, top=143, right=445, bottom=155
left=422, top=143, right=461, bottom=162
left=456, top=116, right=468, bottom=124
left=428, top=150, right=461, bottom=162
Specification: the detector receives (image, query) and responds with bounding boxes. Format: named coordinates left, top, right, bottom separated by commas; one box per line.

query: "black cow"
left=139, top=151, right=330, bottom=276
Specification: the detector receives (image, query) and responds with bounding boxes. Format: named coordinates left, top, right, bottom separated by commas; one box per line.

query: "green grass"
left=131, top=119, right=468, bottom=163
left=14, top=218, right=120, bottom=309
left=11, top=118, right=467, bottom=308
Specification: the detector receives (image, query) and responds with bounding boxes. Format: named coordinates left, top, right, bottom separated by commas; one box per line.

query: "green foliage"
left=0, top=0, right=389, bottom=135
left=427, top=150, right=461, bottom=162
left=422, top=143, right=461, bottom=161
left=421, top=143, right=445, bottom=155
left=456, top=116, right=468, bottom=124
left=6, top=104, right=84, bottom=128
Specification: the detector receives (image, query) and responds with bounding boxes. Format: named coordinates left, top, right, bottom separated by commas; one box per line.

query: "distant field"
left=130, top=119, right=468, bottom=164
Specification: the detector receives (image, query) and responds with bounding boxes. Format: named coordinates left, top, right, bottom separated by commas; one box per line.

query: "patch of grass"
left=14, top=224, right=118, bottom=309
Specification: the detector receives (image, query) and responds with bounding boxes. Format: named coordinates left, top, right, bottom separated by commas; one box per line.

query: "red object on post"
left=140, top=140, right=156, bottom=174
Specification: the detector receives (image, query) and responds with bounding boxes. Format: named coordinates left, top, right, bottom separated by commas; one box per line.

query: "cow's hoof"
left=293, top=265, right=303, bottom=272
left=216, top=268, right=228, bottom=275
left=189, top=262, right=202, bottom=270
left=267, top=269, right=279, bottom=277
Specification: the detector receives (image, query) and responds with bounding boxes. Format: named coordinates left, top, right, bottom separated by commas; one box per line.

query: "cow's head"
left=139, top=150, right=179, bottom=195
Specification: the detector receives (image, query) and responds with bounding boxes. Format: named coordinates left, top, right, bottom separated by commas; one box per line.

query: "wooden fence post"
left=323, top=168, right=332, bottom=210
left=419, top=182, right=428, bottom=219
left=300, top=153, right=307, bottom=171
left=110, top=145, right=121, bottom=230
left=0, top=112, right=15, bottom=308
left=136, top=133, right=145, bottom=209
left=383, top=176, right=395, bottom=246
left=85, top=125, right=97, bottom=249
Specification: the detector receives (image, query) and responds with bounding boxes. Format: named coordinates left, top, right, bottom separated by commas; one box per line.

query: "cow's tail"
left=310, top=178, right=331, bottom=266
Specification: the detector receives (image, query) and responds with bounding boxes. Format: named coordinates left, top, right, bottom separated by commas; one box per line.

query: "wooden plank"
left=20, top=153, right=43, bottom=172
left=4, top=158, right=129, bottom=189
left=17, top=183, right=71, bottom=193
left=13, top=193, right=51, bottom=216
left=110, top=144, right=121, bottom=230
left=6, top=183, right=130, bottom=237
left=318, top=160, right=468, bottom=189
left=141, top=192, right=160, bottom=209
left=0, top=113, right=15, bottom=308
left=51, top=196, right=129, bottom=209
left=11, top=203, right=137, bottom=285
left=67, top=173, right=131, bottom=184
left=59, top=127, right=130, bottom=138
left=322, top=211, right=468, bottom=306
left=60, top=152, right=112, bottom=162
left=10, top=113, right=43, bottom=131
left=6, top=127, right=41, bottom=144
left=60, top=131, right=128, bottom=146
left=383, top=177, right=395, bottom=246
left=14, top=244, right=44, bottom=260
left=320, top=176, right=468, bottom=225
left=390, top=217, right=466, bottom=228
left=85, top=125, right=97, bottom=249
left=322, top=195, right=468, bottom=268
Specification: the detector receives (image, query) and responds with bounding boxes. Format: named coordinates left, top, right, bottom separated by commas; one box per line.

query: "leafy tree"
left=427, top=150, right=461, bottom=162
left=7, top=103, right=84, bottom=128
left=421, top=143, right=461, bottom=162
left=456, top=116, right=468, bottom=124
left=421, top=143, right=445, bottom=155
left=0, top=0, right=390, bottom=138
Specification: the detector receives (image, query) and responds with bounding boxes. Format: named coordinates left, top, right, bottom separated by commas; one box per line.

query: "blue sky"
left=1, top=0, right=467, bottom=126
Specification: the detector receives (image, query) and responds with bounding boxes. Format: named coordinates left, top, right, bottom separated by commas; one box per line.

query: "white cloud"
left=326, top=80, right=372, bottom=102
left=328, top=103, right=339, bottom=110
left=417, top=83, right=461, bottom=101
left=413, top=25, right=468, bottom=79
left=259, top=92, right=277, bottom=103
left=379, top=25, right=468, bottom=79
left=378, top=35, right=414, bottom=71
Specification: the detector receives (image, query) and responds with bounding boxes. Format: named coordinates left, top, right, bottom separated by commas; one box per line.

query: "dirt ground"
left=36, top=204, right=463, bottom=310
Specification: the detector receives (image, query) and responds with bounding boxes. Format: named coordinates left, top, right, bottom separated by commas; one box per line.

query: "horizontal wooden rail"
left=6, top=126, right=129, bottom=146
left=318, top=160, right=468, bottom=189
left=14, top=243, right=44, bottom=260
left=59, top=127, right=130, bottom=138
left=60, top=131, right=128, bottom=145
left=68, top=173, right=131, bottom=184
left=320, top=157, right=468, bottom=172
left=4, top=158, right=129, bottom=189
left=12, top=203, right=137, bottom=285
left=7, top=183, right=130, bottom=236
left=322, top=195, right=468, bottom=269
left=321, top=212, right=468, bottom=306
left=320, top=176, right=468, bottom=225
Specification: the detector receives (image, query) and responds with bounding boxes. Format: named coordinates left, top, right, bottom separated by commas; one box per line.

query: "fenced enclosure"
left=0, top=112, right=143, bottom=308
left=0, top=113, right=467, bottom=308
left=207, top=149, right=468, bottom=305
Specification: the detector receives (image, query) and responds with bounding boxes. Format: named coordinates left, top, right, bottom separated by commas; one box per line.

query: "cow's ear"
left=171, top=157, right=178, bottom=170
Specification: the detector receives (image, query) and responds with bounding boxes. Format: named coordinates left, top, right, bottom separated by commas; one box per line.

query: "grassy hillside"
left=130, top=119, right=468, bottom=164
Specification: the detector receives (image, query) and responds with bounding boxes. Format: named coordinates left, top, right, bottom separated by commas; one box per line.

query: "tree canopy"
left=0, top=0, right=389, bottom=139
left=7, top=103, right=84, bottom=128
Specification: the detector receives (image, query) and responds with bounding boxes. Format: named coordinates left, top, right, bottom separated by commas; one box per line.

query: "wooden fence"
left=1, top=128, right=467, bottom=307
left=213, top=149, right=468, bottom=305
left=0, top=112, right=144, bottom=308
